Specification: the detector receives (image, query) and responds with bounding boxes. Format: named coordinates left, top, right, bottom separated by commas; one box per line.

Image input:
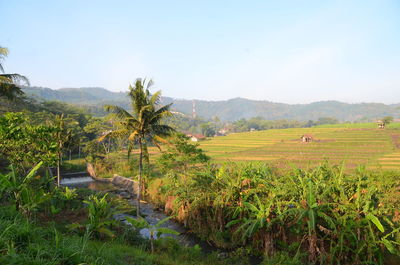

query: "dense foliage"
left=150, top=162, right=400, bottom=264
left=229, top=116, right=340, bottom=133
left=0, top=113, right=58, bottom=171
left=163, top=114, right=208, bottom=134
left=0, top=172, right=233, bottom=265
left=157, top=133, right=210, bottom=178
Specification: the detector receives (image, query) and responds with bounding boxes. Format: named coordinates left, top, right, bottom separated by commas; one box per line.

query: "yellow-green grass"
left=315, top=122, right=400, bottom=129
left=199, top=125, right=400, bottom=170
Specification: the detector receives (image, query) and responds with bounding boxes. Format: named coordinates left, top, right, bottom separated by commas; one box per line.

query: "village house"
left=376, top=118, right=399, bottom=129
left=376, top=120, right=385, bottom=129
left=301, top=134, right=313, bottom=142
left=214, top=129, right=227, bottom=137
left=186, top=133, right=206, bottom=142
left=217, top=128, right=228, bottom=135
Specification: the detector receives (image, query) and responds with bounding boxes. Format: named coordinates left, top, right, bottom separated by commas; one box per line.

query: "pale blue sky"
left=1, top=0, right=399, bottom=103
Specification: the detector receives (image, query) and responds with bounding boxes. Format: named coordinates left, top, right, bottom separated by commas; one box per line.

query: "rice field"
left=199, top=123, right=400, bottom=170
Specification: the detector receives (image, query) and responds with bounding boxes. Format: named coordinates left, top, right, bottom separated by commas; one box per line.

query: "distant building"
left=250, top=128, right=256, bottom=132
left=218, top=129, right=228, bottom=135
left=375, top=118, right=399, bottom=129
left=186, top=133, right=206, bottom=142
left=214, top=132, right=226, bottom=137
left=376, top=120, right=385, bottom=129
left=301, top=134, right=313, bottom=142
left=214, top=129, right=227, bottom=137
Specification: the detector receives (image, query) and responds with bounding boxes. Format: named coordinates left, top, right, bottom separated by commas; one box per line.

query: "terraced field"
left=199, top=124, right=400, bottom=170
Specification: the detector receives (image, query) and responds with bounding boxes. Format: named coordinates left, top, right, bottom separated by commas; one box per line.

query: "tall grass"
left=0, top=200, right=243, bottom=265
left=0, top=161, right=245, bottom=264
left=89, top=152, right=138, bottom=179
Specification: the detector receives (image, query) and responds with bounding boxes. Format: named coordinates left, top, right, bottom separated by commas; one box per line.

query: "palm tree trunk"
left=57, top=152, right=61, bottom=187
left=137, top=137, right=143, bottom=217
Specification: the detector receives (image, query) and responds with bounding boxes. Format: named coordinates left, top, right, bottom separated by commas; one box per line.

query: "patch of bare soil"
left=38, top=208, right=87, bottom=224
left=391, top=134, right=400, bottom=148
left=313, top=139, right=336, bottom=143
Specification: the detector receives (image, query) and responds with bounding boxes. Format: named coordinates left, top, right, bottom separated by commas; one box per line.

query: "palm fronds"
left=0, top=47, right=29, bottom=100
left=104, top=105, right=133, bottom=120
left=102, top=78, right=175, bottom=217
left=0, top=47, right=9, bottom=73
left=0, top=73, right=30, bottom=85
left=0, top=83, right=24, bottom=100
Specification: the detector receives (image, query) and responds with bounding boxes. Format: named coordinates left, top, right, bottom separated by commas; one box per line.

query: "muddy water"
left=64, top=179, right=115, bottom=191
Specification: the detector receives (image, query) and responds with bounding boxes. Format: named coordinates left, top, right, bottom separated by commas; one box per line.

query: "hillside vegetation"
left=23, top=86, right=400, bottom=122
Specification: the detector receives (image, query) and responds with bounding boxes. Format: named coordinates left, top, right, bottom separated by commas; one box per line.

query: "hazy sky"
left=1, top=0, right=399, bottom=104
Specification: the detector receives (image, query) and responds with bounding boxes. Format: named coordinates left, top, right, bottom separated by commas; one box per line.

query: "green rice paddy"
left=199, top=123, right=400, bottom=170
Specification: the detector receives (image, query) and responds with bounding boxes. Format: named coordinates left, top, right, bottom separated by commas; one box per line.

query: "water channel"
left=62, top=176, right=240, bottom=258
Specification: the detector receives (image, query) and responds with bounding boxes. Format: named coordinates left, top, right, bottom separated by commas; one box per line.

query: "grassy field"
left=199, top=123, right=400, bottom=170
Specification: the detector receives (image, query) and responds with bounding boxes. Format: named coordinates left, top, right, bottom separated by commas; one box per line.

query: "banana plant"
left=0, top=162, right=49, bottom=216
left=125, top=216, right=179, bottom=253
left=53, top=186, right=78, bottom=212
left=82, top=194, right=117, bottom=238
left=289, top=175, right=335, bottom=264
left=62, top=186, right=78, bottom=201
left=226, top=194, right=277, bottom=255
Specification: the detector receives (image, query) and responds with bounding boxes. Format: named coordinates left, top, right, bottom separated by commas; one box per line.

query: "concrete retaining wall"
left=87, top=163, right=139, bottom=195
left=111, top=175, right=139, bottom=195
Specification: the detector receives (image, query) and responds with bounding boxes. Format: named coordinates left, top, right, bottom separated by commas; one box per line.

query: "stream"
left=63, top=178, right=229, bottom=254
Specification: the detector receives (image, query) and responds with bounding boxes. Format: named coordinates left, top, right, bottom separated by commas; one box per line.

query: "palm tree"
left=0, top=47, right=30, bottom=100
left=53, top=114, right=76, bottom=187
left=102, top=78, right=174, bottom=216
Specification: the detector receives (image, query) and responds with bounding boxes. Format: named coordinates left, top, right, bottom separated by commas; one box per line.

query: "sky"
left=1, top=0, right=399, bottom=104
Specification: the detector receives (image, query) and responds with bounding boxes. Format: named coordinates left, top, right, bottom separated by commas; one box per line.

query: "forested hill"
left=23, top=86, right=400, bottom=122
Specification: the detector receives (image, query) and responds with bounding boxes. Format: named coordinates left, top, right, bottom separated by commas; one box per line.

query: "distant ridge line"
left=23, top=86, right=400, bottom=122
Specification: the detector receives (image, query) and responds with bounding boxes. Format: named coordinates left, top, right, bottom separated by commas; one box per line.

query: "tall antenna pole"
left=192, top=100, right=196, bottom=119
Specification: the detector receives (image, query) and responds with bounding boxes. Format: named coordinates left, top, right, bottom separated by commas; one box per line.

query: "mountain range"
left=22, top=86, right=400, bottom=122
